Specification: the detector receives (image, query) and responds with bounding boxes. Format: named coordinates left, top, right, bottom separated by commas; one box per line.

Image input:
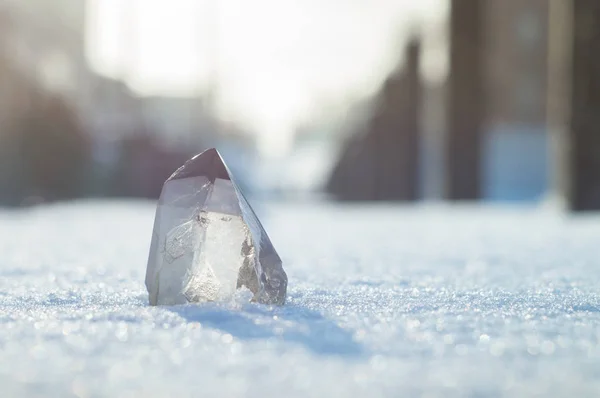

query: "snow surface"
left=2, top=200, right=600, bottom=397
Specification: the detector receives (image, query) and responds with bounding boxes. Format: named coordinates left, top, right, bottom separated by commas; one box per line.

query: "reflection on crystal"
left=145, top=148, right=287, bottom=306
left=164, top=221, right=195, bottom=263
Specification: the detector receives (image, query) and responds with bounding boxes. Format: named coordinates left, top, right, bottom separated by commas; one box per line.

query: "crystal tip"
left=168, top=147, right=230, bottom=182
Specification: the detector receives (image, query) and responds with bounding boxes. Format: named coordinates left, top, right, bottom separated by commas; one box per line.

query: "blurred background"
left=0, top=0, right=596, bottom=211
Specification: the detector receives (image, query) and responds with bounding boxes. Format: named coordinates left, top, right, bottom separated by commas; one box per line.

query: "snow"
left=2, top=200, right=600, bottom=397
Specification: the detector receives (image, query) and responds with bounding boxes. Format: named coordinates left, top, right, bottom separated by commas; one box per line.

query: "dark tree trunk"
left=566, top=0, right=600, bottom=211
left=446, top=0, right=485, bottom=200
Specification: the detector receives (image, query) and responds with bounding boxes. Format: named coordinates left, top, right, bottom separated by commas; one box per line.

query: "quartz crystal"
left=145, top=148, right=287, bottom=306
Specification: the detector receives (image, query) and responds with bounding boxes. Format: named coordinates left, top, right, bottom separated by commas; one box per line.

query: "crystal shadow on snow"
left=166, top=301, right=364, bottom=357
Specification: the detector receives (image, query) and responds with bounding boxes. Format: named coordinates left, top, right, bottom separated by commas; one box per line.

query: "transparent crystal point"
left=145, top=148, right=287, bottom=306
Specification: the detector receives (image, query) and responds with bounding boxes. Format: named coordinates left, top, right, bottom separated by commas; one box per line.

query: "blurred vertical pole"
left=445, top=0, right=485, bottom=200
left=395, top=37, right=421, bottom=200
left=404, top=38, right=422, bottom=200
left=550, top=0, right=600, bottom=211
left=547, top=0, right=572, bottom=208
left=569, top=0, right=600, bottom=211
left=0, top=9, right=11, bottom=205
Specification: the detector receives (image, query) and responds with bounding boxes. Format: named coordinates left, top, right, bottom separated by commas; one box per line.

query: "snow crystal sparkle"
left=145, top=148, right=287, bottom=306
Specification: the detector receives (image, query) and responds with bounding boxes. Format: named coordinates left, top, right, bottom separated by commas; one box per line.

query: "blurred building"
left=0, top=0, right=234, bottom=203
left=327, top=38, right=422, bottom=201
left=328, top=0, right=551, bottom=203
left=482, top=0, right=550, bottom=202
left=485, top=0, right=548, bottom=127
left=546, top=0, right=600, bottom=211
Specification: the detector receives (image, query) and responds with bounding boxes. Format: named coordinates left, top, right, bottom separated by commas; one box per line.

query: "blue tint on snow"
left=169, top=301, right=363, bottom=357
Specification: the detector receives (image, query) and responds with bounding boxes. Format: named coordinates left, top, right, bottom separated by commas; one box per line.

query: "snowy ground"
left=2, top=200, right=600, bottom=397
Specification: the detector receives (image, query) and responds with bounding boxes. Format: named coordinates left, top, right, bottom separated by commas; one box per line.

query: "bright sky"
left=86, top=0, right=447, bottom=153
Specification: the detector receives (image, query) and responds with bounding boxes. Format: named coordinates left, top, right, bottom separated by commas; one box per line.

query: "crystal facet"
left=145, top=148, right=287, bottom=306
